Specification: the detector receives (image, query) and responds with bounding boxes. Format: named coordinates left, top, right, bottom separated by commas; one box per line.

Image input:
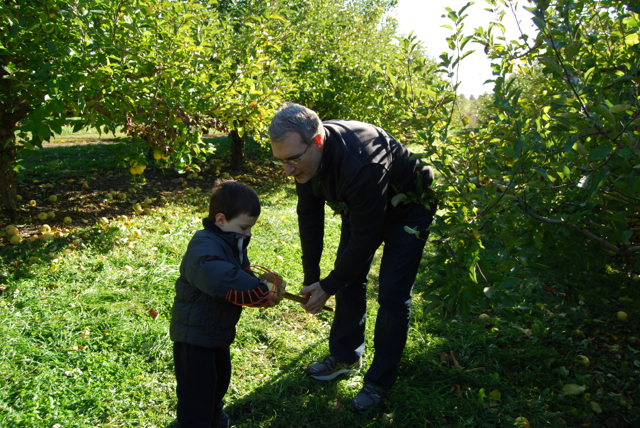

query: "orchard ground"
left=0, top=136, right=639, bottom=427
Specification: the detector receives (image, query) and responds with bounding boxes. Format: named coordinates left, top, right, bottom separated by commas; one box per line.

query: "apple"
left=16, top=195, right=22, bottom=201
left=28, top=235, right=39, bottom=242
left=47, top=211, right=55, bottom=219
left=99, top=217, right=109, bottom=225
left=134, top=164, right=146, bottom=174
left=40, top=224, right=51, bottom=233
left=40, top=232, right=54, bottom=242
left=117, top=215, right=129, bottom=223
left=575, top=355, right=590, bottom=367
left=5, top=225, right=19, bottom=236
left=38, top=212, right=48, bottom=221
left=29, top=200, right=37, bottom=206
left=617, top=311, right=628, bottom=321
left=514, top=417, right=530, bottom=428
left=118, top=193, right=127, bottom=200
left=10, top=235, right=21, bottom=245
left=478, top=313, right=490, bottom=322
left=223, top=172, right=231, bottom=179
left=48, top=195, right=57, bottom=203
left=143, top=198, right=152, bottom=205
left=105, top=193, right=113, bottom=201
left=63, top=217, right=73, bottom=224
left=82, top=183, right=89, bottom=190
left=153, top=149, right=162, bottom=160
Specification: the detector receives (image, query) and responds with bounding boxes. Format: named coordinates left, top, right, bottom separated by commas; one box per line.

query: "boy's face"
left=215, top=212, right=258, bottom=239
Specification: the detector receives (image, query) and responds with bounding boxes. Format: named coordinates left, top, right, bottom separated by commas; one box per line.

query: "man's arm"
left=320, top=164, right=389, bottom=294
left=296, top=181, right=326, bottom=285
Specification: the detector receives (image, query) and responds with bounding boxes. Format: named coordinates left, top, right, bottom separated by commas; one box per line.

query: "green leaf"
left=594, top=104, right=615, bottom=124
left=561, top=384, right=586, bottom=395
left=499, top=278, right=520, bottom=289
left=588, top=145, right=612, bottom=161
left=392, top=193, right=407, bottom=206
left=610, top=104, right=631, bottom=114
left=626, top=33, right=639, bottom=45
left=531, top=167, right=554, bottom=182
left=573, top=142, right=588, bottom=158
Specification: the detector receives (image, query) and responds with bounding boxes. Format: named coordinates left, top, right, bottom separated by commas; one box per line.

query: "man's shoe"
left=351, top=384, right=385, bottom=413
left=211, top=409, right=233, bottom=428
left=306, top=355, right=361, bottom=381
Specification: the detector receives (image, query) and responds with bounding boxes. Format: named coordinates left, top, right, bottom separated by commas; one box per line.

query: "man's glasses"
left=271, top=143, right=311, bottom=166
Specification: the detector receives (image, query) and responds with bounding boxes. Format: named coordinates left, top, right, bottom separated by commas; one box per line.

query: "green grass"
left=1, top=142, right=639, bottom=427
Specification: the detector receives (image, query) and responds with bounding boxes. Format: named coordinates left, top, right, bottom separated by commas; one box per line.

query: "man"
left=269, top=102, right=435, bottom=413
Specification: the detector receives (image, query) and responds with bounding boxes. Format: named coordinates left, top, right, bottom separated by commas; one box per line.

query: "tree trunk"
left=230, top=130, right=245, bottom=171
left=0, top=133, right=17, bottom=221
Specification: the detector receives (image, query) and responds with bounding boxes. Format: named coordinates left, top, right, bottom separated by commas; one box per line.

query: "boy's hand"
left=259, top=272, right=286, bottom=306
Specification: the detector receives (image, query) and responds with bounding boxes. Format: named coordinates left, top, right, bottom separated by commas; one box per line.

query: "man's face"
left=270, top=131, right=323, bottom=184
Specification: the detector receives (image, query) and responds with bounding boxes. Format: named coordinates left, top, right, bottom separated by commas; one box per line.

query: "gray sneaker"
left=351, top=384, right=385, bottom=413
left=306, top=355, right=361, bottom=381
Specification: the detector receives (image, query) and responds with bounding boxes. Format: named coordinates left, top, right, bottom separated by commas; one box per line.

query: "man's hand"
left=300, top=282, right=330, bottom=314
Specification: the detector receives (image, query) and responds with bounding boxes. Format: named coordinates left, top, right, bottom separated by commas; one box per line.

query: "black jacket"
left=170, top=219, right=269, bottom=348
left=296, top=120, right=434, bottom=295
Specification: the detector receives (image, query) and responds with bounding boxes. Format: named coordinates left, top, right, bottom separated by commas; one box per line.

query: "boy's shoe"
left=306, top=355, right=361, bottom=381
left=351, top=384, right=385, bottom=413
left=211, top=409, right=233, bottom=428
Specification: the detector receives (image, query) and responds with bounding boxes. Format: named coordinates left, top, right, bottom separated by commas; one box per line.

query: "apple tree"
left=409, top=0, right=640, bottom=317
left=1, top=0, right=229, bottom=219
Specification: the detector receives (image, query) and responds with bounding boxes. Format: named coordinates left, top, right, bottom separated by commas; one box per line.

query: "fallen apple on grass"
left=37, top=212, right=48, bottom=221
left=40, top=233, right=54, bottom=242
left=6, top=225, right=20, bottom=236
left=10, top=235, right=21, bottom=245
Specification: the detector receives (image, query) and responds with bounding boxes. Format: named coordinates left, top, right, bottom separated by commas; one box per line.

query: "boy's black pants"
left=174, top=341, right=232, bottom=428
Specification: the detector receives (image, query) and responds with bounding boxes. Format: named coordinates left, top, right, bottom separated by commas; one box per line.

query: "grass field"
left=1, top=139, right=639, bottom=427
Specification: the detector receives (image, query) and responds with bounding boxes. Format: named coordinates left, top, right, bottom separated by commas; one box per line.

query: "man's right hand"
left=300, top=282, right=330, bottom=314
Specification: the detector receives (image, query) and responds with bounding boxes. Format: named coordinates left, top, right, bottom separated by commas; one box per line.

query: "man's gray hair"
left=269, top=102, right=323, bottom=145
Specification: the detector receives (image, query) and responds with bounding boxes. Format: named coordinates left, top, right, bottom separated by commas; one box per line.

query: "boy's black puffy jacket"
left=296, top=120, right=435, bottom=295
left=170, top=218, right=268, bottom=348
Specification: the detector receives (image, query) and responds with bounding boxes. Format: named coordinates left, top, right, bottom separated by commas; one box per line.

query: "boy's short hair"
left=208, top=180, right=260, bottom=221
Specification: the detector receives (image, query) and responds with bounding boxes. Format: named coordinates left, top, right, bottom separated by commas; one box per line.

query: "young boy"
left=170, top=180, right=285, bottom=428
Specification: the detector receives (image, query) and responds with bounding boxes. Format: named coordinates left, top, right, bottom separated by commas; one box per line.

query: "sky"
left=393, top=0, right=537, bottom=98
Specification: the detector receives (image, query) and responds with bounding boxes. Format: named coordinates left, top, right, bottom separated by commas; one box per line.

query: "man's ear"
left=314, top=134, right=324, bottom=148
left=214, top=213, right=226, bottom=226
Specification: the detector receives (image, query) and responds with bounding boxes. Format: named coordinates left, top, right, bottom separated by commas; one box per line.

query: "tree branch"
left=519, top=204, right=639, bottom=255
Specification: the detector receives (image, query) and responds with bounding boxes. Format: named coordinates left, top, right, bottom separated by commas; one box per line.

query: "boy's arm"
left=181, top=238, right=281, bottom=307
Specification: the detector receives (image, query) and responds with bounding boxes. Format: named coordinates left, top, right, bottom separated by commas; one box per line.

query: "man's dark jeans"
left=329, top=203, right=434, bottom=390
